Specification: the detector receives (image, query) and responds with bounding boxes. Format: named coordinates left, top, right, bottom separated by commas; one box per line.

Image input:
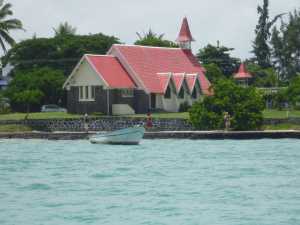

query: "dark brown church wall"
left=133, top=90, right=150, bottom=114
left=67, top=86, right=108, bottom=114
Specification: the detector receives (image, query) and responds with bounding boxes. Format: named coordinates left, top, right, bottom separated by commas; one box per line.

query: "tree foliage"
left=246, top=62, right=279, bottom=87
left=135, top=29, right=178, bottom=48
left=2, top=33, right=121, bottom=75
left=0, top=0, right=23, bottom=53
left=202, top=63, right=225, bottom=83
left=4, top=67, right=65, bottom=112
left=286, top=75, right=300, bottom=108
left=13, top=90, right=43, bottom=114
left=189, top=79, right=265, bottom=130
left=53, top=22, right=76, bottom=37
left=253, top=0, right=284, bottom=68
left=270, top=10, right=300, bottom=81
left=197, top=44, right=240, bottom=77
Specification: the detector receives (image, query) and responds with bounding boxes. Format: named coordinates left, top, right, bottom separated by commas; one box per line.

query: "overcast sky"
left=7, top=0, right=299, bottom=59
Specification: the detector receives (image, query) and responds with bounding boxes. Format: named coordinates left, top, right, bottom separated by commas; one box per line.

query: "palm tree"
left=136, top=29, right=164, bottom=41
left=0, top=0, right=23, bottom=53
left=53, top=22, right=76, bottom=37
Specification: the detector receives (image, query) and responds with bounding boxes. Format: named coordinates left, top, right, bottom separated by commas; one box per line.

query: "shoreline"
left=1, top=130, right=300, bottom=140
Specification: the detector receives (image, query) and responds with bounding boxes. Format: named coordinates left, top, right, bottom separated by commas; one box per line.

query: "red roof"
left=157, top=73, right=171, bottom=93
left=234, top=63, right=252, bottom=79
left=86, top=55, right=135, bottom=88
left=185, top=74, right=198, bottom=93
left=172, top=73, right=185, bottom=93
left=110, top=45, right=211, bottom=94
left=176, top=17, right=195, bottom=42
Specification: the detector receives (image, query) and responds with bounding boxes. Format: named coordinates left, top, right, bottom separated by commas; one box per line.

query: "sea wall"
left=0, top=117, right=193, bottom=131
left=1, top=117, right=300, bottom=132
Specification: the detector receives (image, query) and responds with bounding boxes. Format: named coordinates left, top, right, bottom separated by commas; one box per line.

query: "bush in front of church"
left=189, top=79, right=265, bottom=131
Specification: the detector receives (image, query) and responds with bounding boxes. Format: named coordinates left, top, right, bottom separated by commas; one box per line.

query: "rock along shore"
left=1, top=130, right=300, bottom=140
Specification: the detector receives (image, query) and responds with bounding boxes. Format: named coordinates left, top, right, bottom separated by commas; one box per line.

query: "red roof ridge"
left=112, top=43, right=181, bottom=50
left=85, top=54, right=115, bottom=57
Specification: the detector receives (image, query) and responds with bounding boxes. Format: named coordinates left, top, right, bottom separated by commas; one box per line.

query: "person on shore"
left=146, top=111, right=153, bottom=129
left=83, top=113, right=89, bottom=133
left=224, top=112, right=231, bottom=131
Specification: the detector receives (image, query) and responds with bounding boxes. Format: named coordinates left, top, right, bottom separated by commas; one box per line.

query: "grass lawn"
left=263, top=110, right=300, bottom=119
left=263, top=123, right=300, bottom=130
left=0, top=124, right=32, bottom=132
left=131, top=112, right=189, bottom=119
left=0, top=112, right=82, bottom=121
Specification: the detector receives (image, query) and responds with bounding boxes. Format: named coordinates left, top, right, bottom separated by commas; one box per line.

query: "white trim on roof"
left=85, top=55, right=110, bottom=88
left=157, top=72, right=172, bottom=94
left=63, top=55, right=86, bottom=89
left=172, top=73, right=185, bottom=94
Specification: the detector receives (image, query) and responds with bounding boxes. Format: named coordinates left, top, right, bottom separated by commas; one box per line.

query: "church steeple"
left=176, top=17, right=195, bottom=50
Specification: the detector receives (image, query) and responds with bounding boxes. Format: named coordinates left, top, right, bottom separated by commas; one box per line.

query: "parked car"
left=41, top=104, right=67, bottom=112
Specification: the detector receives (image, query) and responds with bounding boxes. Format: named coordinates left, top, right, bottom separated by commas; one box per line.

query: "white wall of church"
left=155, top=81, right=202, bottom=112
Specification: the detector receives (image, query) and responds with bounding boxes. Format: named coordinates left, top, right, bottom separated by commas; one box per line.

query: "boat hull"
left=89, top=127, right=145, bottom=145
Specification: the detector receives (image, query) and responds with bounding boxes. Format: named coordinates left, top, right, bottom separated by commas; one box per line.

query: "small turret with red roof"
left=176, top=17, right=195, bottom=50
left=234, top=63, right=252, bottom=86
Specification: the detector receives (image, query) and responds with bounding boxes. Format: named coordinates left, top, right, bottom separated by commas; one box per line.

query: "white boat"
left=89, top=126, right=145, bottom=145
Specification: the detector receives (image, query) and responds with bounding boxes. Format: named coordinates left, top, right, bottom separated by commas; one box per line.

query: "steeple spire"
left=176, top=17, right=195, bottom=50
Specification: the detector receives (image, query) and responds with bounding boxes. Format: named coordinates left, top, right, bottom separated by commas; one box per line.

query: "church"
left=63, top=17, right=211, bottom=115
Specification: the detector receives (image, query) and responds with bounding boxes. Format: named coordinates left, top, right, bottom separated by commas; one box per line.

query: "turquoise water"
left=0, top=139, right=300, bottom=225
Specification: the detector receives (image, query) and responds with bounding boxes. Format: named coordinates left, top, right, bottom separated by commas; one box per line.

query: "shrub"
left=189, top=79, right=265, bottom=131
left=0, top=95, right=11, bottom=114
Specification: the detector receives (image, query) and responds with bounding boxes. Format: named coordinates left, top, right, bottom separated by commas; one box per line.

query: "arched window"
left=178, top=88, right=184, bottom=99
left=164, top=86, right=171, bottom=99
left=192, top=88, right=197, bottom=99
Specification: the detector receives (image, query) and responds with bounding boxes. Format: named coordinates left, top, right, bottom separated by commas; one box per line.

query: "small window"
left=178, top=88, right=184, bottom=99
left=121, top=89, right=134, bottom=97
left=192, top=88, right=197, bottom=99
left=164, top=86, right=171, bottom=99
left=91, top=86, right=96, bottom=99
left=79, top=86, right=84, bottom=100
left=85, top=86, right=89, bottom=99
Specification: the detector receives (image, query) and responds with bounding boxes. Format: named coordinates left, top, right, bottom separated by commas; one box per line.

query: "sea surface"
left=0, top=139, right=300, bottom=225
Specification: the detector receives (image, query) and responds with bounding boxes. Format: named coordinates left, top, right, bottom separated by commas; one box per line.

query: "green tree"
left=286, top=75, right=300, bottom=108
left=2, top=33, right=121, bottom=75
left=202, top=63, right=225, bottom=83
left=135, top=29, right=178, bottom=47
left=0, top=0, right=23, bottom=53
left=53, top=22, right=76, bottom=37
left=270, top=10, right=300, bottom=80
left=196, top=44, right=240, bottom=77
left=13, top=90, right=43, bottom=115
left=189, top=79, right=264, bottom=130
left=246, top=62, right=279, bottom=87
left=252, top=0, right=284, bottom=68
left=4, top=67, right=65, bottom=112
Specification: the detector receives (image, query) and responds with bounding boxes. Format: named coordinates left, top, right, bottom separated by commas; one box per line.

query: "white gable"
left=63, top=57, right=107, bottom=89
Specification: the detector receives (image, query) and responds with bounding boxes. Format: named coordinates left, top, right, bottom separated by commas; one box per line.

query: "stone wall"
left=0, top=117, right=193, bottom=132
left=2, top=117, right=300, bottom=132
